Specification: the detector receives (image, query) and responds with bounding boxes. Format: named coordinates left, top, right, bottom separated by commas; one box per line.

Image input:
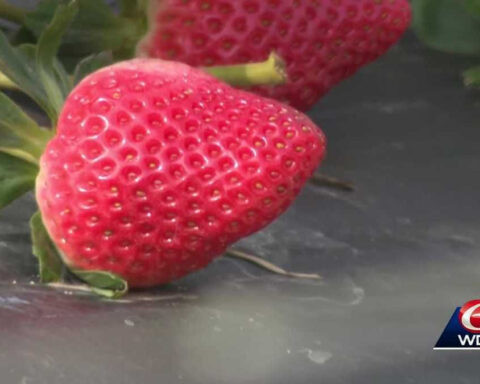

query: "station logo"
left=435, top=300, right=480, bottom=350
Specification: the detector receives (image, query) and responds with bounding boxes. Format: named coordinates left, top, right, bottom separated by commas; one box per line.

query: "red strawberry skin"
left=137, top=0, right=411, bottom=111
left=36, top=59, right=326, bottom=287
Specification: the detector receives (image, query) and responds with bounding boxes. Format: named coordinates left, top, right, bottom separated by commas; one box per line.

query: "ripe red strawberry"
left=35, top=59, right=326, bottom=287
left=137, top=0, right=411, bottom=110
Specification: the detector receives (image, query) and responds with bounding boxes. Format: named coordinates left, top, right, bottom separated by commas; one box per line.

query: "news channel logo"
left=434, top=300, right=480, bottom=350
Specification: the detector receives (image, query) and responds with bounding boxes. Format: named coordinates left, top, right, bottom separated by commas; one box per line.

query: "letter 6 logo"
left=459, top=300, right=480, bottom=333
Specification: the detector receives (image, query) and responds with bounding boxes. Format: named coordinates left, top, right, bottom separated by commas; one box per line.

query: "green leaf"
left=17, top=44, right=72, bottom=109
left=463, top=65, right=480, bottom=86
left=71, top=269, right=129, bottom=299
left=0, top=92, right=52, bottom=164
left=73, top=51, right=113, bottom=85
left=0, top=33, right=54, bottom=118
left=0, top=153, right=37, bottom=210
left=30, top=211, right=65, bottom=283
left=25, top=0, right=143, bottom=59
left=412, top=0, right=480, bottom=55
left=36, top=1, right=78, bottom=121
left=0, top=37, right=72, bottom=124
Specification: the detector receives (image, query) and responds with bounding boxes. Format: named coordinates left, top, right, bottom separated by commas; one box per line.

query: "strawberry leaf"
left=25, top=0, right=143, bottom=59
left=71, top=269, right=129, bottom=299
left=30, top=211, right=128, bottom=298
left=36, top=0, right=78, bottom=122
left=0, top=153, right=37, bottom=210
left=0, top=34, right=74, bottom=124
left=0, top=33, right=54, bottom=119
left=412, top=0, right=480, bottom=55
left=73, top=51, right=113, bottom=85
left=30, top=211, right=65, bottom=283
left=0, top=92, right=52, bottom=164
left=18, top=44, right=73, bottom=107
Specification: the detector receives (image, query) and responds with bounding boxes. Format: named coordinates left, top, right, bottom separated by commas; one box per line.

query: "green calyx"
left=30, top=211, right=64, bottom=283
left=70, top=269, right=129, bottom=299
left=31, top=212, right=129, bottom=299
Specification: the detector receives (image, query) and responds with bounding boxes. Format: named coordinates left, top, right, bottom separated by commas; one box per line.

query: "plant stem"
left=226, top=249, right=322, bottom=280
left=204, top=52, right=287, bottom=87
left=0, top=0, right=26, bottom=24
left=0, top=51, right=288, bottom=91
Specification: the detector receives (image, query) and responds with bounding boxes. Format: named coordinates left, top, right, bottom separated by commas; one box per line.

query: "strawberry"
left=136, top=0, right=411, bottom=110
left=35, top=58, right=326, bottom=288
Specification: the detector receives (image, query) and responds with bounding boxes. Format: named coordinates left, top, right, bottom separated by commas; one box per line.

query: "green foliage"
left=0, top=1, right=78, bottom=123
left=36, top=1, right=78, bottom=122
left=412, top=0, right=480, bottom=55
left=0, top=33, right=56, bottom=120
left=31, top=211, right=129, bottom=298
left=0, top=92, right=52, bottom=164
left=0, top=153, right=37, bottom=210
left=0, top=3, right=77, bottom=211
left=25, top=0, right=144, bottom=60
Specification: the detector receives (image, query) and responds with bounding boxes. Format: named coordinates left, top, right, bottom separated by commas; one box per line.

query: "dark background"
left=1, top=1, right=480, bottom=383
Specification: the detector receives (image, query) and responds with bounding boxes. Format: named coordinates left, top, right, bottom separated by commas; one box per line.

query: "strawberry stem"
left=0, top=52, right=288, bottom=91
left=204, top=52, right=287, bottom=87
left=0, top=0, right=25, bottom=24
left=226, top=249, right=322, bottom=280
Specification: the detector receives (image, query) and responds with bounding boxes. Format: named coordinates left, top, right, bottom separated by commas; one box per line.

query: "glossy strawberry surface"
left=36, top=59, right=326, bottom=287
left=138, top=0, right=411, bottom=110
